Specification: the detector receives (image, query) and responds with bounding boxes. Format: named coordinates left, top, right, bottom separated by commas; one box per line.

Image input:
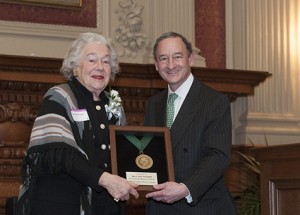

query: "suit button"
left=96, top=105, right=101, bottom=110
left=104, top=163, right=108, bottom=168
left=100, top=124, right=105, bottom=129
left=101, top=144, right=107, bottom=150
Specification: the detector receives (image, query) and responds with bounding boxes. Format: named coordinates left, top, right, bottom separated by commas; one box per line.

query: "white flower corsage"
left=105, top=89, right=125, bottom=125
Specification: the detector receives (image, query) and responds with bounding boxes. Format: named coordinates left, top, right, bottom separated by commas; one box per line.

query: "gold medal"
left=124, top=134, right=154, bottom=169
left=135, top=154, right=153, bottom=169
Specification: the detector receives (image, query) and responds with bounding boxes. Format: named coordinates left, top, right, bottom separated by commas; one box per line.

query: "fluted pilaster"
left=228, top=0, right=300, bottom=145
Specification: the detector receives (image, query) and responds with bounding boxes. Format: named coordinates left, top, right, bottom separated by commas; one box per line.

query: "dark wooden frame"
left=0, top=0, right=82, bottom=8
left=109, top=125, right=175, bottom=191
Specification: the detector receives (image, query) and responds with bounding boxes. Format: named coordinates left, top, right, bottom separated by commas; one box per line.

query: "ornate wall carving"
left=114, top=0, right=148, bottom=58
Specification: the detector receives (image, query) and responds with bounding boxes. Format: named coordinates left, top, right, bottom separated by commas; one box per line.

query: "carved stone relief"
left=114, top=0, right=148, bottom=58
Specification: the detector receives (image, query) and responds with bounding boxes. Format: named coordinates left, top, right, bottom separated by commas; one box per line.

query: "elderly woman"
left=16, top=32, right=139, bottom=215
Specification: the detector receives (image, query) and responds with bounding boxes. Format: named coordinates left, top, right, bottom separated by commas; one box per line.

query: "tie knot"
left=168, top=93, right=178, bottom=104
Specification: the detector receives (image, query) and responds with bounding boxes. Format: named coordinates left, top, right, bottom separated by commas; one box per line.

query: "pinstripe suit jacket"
left=144, top=78, right=237, bottom=215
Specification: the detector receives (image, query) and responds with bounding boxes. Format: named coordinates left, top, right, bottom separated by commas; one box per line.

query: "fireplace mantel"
left=0, top=54, right=270, bottom=101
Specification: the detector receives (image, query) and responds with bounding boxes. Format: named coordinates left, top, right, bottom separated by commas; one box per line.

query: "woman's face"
left=76, top=42, right=111, bottom=100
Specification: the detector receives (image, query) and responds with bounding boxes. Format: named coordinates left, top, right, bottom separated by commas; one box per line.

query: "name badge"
left=71, top=109, right=90, bottom=121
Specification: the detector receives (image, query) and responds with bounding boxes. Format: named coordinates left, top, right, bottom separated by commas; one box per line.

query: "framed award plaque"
left=109, top=125, right=175, bottom=191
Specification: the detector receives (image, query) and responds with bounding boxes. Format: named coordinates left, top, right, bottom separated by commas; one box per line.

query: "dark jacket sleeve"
left=68, top=151, right=104, bottom=192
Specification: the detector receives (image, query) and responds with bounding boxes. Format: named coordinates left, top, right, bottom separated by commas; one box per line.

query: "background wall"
left=227, top=0, right=300, bottom=146
left=2, top=0, right=296, bottom=146
left=0, top=0, right=208, bottom=66
left=195, top=0, right=226, bottom=68
left=0, top=0, right=97, bottom=27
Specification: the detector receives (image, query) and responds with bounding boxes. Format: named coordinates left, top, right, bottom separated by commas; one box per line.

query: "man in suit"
left=144, top=32, right=236, bottom=215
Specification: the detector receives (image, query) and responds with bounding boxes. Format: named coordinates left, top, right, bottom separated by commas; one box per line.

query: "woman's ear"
left=73, top=66, right=80, bottom=77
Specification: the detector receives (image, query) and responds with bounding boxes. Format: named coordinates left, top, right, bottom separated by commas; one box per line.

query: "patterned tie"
left=166, top=93, right=178, bottom=128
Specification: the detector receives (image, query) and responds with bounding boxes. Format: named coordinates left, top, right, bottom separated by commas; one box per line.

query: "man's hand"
left=99, top=172, right=139, bottom=201
left=145, top=182, right=189, bottom=203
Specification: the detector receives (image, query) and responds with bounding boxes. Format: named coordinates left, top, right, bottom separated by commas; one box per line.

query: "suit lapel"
left=154, top=91, right=168, bottom=126
left=171, top=79, right=202, bottom=148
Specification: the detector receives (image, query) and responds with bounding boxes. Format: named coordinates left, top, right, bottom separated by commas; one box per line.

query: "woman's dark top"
left=17, top=78, right=125, bottom=215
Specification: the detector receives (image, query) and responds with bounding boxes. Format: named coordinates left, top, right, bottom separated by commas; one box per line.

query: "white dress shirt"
left=168, top=73, right=194, bottom=203
left=168, top=73, right=194, bottom=122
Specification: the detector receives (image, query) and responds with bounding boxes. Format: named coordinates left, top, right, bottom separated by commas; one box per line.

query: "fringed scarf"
left=17, top=83, right=90, bottom=215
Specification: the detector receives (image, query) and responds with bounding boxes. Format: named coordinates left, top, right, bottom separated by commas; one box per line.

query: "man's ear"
left=154, top=60, right=159, bottom=71
left=189, top=52, right=195, bottom=67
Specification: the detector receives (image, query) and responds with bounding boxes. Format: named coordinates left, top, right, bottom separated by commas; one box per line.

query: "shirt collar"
left=168, top=73, right=194, bottom=100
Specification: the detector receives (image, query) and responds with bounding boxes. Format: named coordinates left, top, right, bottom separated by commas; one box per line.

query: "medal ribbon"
left=124, top=134, right=153, bottom=153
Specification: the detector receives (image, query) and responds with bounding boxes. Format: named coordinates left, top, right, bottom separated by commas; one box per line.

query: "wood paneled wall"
left=253, top=143, right=300, bottom=215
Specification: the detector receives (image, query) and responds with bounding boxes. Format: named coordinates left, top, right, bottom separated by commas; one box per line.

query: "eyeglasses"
left=85, top=54, right=111, bottom=67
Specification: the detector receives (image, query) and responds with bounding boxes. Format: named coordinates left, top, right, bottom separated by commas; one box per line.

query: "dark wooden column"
left=253, top=143, right=300, bottom=215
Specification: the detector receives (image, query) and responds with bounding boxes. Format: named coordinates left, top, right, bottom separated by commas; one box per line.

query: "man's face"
left=154, top=37, right=194, bottom=91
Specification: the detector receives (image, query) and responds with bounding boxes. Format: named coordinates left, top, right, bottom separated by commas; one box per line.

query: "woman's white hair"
left=60, top=32, right=120, bottom=81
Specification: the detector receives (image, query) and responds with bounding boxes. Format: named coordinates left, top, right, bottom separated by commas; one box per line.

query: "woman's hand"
left=99, top=172, right=139, bottom=201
